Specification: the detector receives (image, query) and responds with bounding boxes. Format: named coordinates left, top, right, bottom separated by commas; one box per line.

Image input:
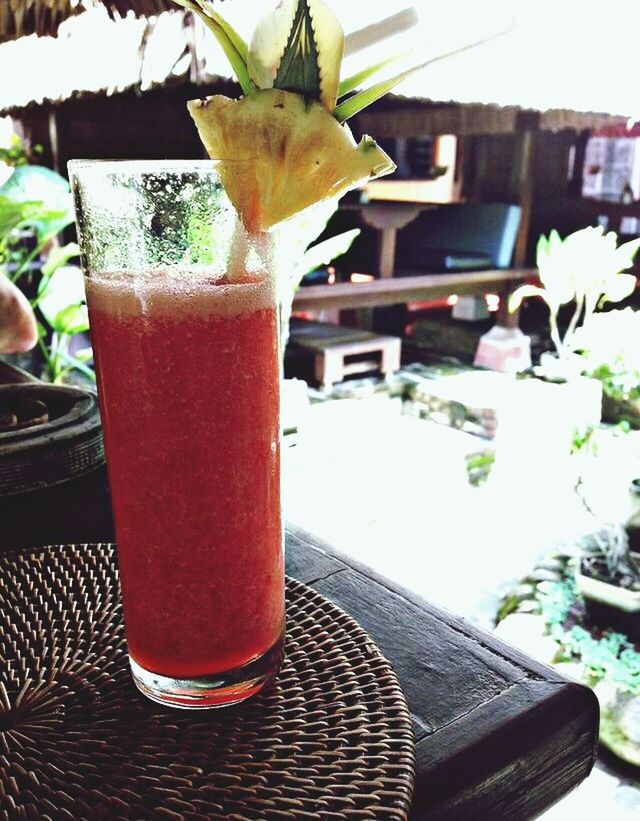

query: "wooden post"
left=47, top=109, right=60, bottom=175
left=357, top=203, right=424, bottom=278
left=512, top=113, right=539, bottom=268
left=567, top=130, right=590, bottom=199
left=378, top=228, right=398, bottom=279
left=467, top=136, right=489, bottom=203
left=473, top=116, right=537, bottom=371
left=502, top=113, right=538, bottom=331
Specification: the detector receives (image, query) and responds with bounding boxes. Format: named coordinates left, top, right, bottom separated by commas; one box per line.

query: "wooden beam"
left=293, top=269, right=535, bottom=312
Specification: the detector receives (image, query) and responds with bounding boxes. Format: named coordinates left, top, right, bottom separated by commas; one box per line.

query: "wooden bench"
left=293, top=268, right=535, bottom=328
left=289, top=319, right=401, bottom=391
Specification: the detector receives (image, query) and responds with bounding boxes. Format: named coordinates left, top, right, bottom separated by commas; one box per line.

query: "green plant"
left=570, top=420, right=630, bottom=457
left=510, top=227, right=640, bottom=360
left=278, top=199, right=360, bottom=349
left=591, top=363, right=640, bottom=403
left=33, top=247, right=93, bottom=384
left=466, top=450, right=495, bottom=487
left=571, top=423, right=597, bottom=455
left=0, top=134, right=42, bottom=168
left=580, top=525, right=638, bottom=580
left=571, top=308, right=640, bottom=408
left=0, top=167, right=92, bottom=384
left=539, top=577, right=640, bottom=694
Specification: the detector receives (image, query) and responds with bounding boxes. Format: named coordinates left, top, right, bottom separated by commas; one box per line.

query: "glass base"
left=129, top=633, right=284, bottom=709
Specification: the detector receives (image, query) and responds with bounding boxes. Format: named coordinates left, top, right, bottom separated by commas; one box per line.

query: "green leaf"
left=248, top=0, right=296, bottom=90
left=249, top=0, right=342, bottom=109
left=509, top=284, right=546, bottom=313
left=335, top=68, right=414, bottom=122
left=0, top=196, right=41, bottom=240
left=338, top=55, right=406, bottom=99
left=197, top=1, right=248, bottom=63
left=299, top=229, right=360, bottom=277
left=601, top=273, right=637, bottom=305
left=274, top=0, right=321, bottom=100
left=54, top=348, right=96, bottom=381
left=74, top=346, right=94, bottom=363
left=334, top=27, right=511, bottom=122
left=0, top=166, right=74, bottom=240
left=0, top=196, right=68, bottom=246
left=40, top=242, right=79, bottom=282
left=548, top=228, right=562, bottom=253
left=38, top=264, right=86, bottom=329
left=535, top=233, right=549, bottom=267
left=174, top=0, right=252, bottom=94
left=614, top=236, right=640, bottom=271
left=52, top=304, right=89, bottom=336
left=289, top=199, right=341, bottom=252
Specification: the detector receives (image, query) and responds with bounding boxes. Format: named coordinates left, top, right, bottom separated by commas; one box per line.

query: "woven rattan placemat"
left=0, top=543, right=415, bottom=820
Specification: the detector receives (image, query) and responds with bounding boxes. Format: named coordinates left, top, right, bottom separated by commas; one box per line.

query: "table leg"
left=381, top=340, right=401, bottom=376
left=317, top=350, right=345, bottom=393
left=378, top=228, right=398, bottom=279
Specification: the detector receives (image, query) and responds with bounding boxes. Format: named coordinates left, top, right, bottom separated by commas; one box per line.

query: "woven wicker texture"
left=0, top=385, right=104, bottom=497
left=0, top=543, right=415, bottom=820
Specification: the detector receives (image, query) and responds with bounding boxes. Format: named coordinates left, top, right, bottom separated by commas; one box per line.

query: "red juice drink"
left=70, top=161, right=284, bottom=709
left=86, top=272, right=284, bottom=705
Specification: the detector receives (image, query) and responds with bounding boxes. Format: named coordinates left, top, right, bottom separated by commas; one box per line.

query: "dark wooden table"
left=0, top=467, right=599, bottom=820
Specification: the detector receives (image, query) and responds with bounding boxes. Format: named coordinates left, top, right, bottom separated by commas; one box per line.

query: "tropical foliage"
left=539, top=576, right=640, bottom=694
left=0, top=160, right=92, bottom=384
left=510, top=226, right=640, bottom=360
left=572, top=307, right=640, bottom=406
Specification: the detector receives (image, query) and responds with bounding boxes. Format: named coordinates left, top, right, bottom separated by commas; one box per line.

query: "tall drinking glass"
left=69, top=161, right=284, bottom=709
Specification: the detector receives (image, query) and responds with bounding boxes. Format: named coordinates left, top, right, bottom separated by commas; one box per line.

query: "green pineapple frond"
left=173, top=0, right=252, bottom=94
left=335, top=28, right=514, bottom=122
left=337, top=54, right=405, bottom=99
left=175, top=0, right=511, bottom=122
left=272, top=0, right=321, bottom=99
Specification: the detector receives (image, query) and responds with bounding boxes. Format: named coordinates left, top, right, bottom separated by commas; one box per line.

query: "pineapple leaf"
left=338, top=54, right=405, bottom=99
left=334, top=67, right=415, bottom=122
left=509, top=284, right=546, bottom=314
left=173, top=0, right=252, bottom=95
left=197, top=1, right=249, bottom=63
left=299, top=229, right=360, bottom=277
left=334, top=27, right=513, bottom=122
left=536, top=233, right=549, bottom=267
left=274, top=0, right=321, bottom=101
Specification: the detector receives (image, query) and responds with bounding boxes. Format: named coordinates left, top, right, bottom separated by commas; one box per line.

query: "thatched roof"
left=0, top=7, right=192, bottom=113
left=0, top=0, right=174, bottom=43
left=358, top=102, right=628, bottom=139
left=351, top=0, right=640, bottom=135
left=0, top=0, right=636, bottom=134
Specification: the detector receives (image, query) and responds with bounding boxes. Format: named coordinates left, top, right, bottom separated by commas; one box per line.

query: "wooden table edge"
left=284, top=523, right=600, bottom=820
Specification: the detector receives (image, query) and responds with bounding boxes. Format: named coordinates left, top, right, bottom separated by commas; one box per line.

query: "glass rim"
left=67, top=159, right=226, bottom=175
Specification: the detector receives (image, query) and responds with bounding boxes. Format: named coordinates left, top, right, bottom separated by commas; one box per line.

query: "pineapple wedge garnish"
left=188, top=91, right=392, bottom=233
left=175, top=0, right=411, bottom=232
